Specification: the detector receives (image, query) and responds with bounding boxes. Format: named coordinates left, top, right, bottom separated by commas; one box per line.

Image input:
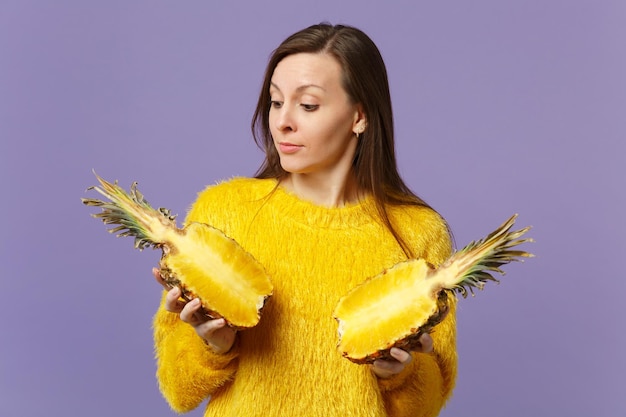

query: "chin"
left=278, top=161, right=306, bottom=175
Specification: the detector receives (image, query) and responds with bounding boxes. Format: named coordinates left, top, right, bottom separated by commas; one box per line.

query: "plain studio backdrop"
left=1, top=1, right=624, bottom=416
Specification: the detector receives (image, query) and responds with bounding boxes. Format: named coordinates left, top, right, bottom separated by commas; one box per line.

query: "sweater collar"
left=262, top=179, right=377, bottom=229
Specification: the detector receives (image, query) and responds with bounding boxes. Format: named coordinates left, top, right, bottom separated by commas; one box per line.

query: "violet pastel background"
left=1, top=0, right=624, bottom=416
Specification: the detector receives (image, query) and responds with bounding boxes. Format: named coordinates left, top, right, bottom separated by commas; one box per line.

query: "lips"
left=278, top=142, right=302, bottom=154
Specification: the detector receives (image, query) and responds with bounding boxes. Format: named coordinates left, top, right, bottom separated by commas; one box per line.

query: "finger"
left=371, top=358, right=404, bottom=378
left=153, top=267, right=163, bottom=283
left=389, top=347, right=413, bottom=364
left=372, top=358, right=402, bottom=371
left=418, top=333, right=434, bottom=354
left=164, top=286, right=185, bottom=313
left=196, top=318, right=227, bottom=338
left=153, top=267, right=171, bottom=289
left=180, top=298, right=203, bottom=323
left=196, top=319, right=236, bottom=354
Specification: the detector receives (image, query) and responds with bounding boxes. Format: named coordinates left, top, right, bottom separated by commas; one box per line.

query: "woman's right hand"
left=153, top=267, right=237, bottom=354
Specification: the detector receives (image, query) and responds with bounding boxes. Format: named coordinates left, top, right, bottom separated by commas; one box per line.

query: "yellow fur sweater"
left=153, top=177, right=457, bottom=417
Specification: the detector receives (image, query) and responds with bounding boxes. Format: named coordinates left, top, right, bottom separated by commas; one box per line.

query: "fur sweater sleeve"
left=153, top=294, right=239, bottom=413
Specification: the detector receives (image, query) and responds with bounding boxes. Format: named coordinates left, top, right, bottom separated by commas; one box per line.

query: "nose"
left=273, top=105, right=295, bottom=132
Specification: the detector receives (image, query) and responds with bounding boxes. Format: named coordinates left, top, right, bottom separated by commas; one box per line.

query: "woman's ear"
left=352, top=105, right=367, bottom=136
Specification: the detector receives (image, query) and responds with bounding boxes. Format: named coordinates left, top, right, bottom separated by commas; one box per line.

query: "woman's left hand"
left=370, top=333, right=433, bottom=379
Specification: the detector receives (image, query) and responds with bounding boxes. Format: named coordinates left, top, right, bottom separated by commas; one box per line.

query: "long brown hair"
left=251, top=23, right=439, bottom=258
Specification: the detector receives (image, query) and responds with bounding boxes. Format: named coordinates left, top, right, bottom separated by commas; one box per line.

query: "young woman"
left=153, top=23, right=457, bottom=417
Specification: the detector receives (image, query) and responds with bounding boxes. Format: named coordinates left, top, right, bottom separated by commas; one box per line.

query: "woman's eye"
left=301, top=104, right=319, bottom=112
left=270, top=100, right=283, bottom=109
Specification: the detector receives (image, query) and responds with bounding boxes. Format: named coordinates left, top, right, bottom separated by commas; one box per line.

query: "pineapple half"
left=82, top=172, right=273, bottom=329
left=333, top=214, right=533, bottom=364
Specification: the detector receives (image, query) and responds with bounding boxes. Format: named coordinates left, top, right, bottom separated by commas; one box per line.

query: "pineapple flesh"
left=82, top=172, right=273, bottom=329
left=333, top=214, right=533, bottom=364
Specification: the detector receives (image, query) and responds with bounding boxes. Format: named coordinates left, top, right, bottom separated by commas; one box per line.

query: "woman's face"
left=269, top=53, right=365, bottom=178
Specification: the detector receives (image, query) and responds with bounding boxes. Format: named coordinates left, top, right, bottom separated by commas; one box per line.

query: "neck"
left=281, top=172, right=363, bottom=207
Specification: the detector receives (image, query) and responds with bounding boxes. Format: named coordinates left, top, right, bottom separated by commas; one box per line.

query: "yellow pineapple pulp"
left=334, top=214, right=533, bottom=364
left=82, top=172, right=273, bottom=329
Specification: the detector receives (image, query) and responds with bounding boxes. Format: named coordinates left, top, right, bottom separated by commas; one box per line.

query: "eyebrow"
left=270, top=81, right=326, bottom=93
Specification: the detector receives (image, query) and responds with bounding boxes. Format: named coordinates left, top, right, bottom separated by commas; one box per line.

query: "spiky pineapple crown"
left=444, top=214, right=533, bottom=298
left=82, top=172, right=177, bottom=250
